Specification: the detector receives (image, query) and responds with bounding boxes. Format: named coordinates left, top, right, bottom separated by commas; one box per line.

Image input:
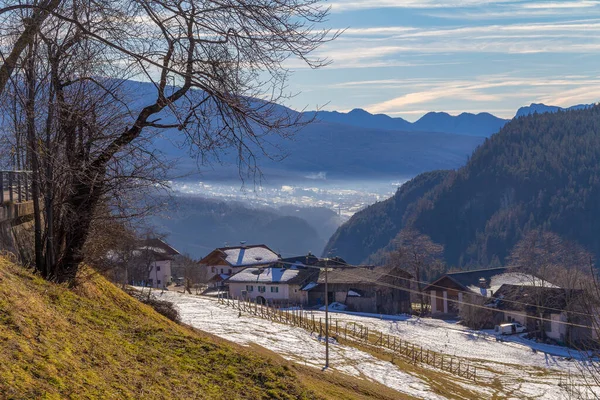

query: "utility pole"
left=324, top=258, right=329, bottom=369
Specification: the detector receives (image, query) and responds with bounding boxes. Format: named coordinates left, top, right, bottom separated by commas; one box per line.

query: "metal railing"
left=0, top=170, right=33, bottom=204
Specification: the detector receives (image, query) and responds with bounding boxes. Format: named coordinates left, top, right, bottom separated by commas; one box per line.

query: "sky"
left=284, top=0, right=600, bottom=121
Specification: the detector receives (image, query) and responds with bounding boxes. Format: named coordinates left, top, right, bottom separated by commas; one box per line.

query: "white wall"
left=229, top=282, right=290, bottom=302
left=548, top=313, right=567, bottom=341
left=148, top=260, right=171, bottom=288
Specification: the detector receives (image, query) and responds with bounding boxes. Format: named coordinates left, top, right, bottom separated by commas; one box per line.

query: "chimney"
left=478, top=277, right=487, bottom=288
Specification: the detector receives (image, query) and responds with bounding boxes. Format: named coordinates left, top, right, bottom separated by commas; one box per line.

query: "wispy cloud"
left=365, top=75, right=600, bottom=115
left=329, top=0, right=521, bottom=12
left=428, top=1, right=600, bottom=19
left=309, top=19, right=600, bottom=68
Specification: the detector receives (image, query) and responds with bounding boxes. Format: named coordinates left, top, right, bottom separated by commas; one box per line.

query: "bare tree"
left=507, top=229, right=593, bottom=341
left=387, top=228, right=445, bottom=314
left=0, top=0, right=338, bottom=284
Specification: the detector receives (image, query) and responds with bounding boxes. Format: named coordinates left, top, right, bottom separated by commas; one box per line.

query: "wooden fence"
left=217, top=295, right=477, bottom=381
left=0, top=170, right=33, bottom=204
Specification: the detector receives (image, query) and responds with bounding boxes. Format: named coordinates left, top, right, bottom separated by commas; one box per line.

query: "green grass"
left=0, top=258, right=410, bottom=400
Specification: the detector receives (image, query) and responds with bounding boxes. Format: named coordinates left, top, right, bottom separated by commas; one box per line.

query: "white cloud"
left=328, top=0, right=522, bottom=12
left=364, top=75, right=600, bottom=114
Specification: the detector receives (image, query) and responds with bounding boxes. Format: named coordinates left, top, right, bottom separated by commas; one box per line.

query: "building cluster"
left=198, top=244, right=413, bottom=315
left=426, top=267, right=597, bottom=346
left=131, top=239, right=597, bottom=348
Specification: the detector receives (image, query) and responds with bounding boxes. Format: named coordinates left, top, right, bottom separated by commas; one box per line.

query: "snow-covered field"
left=152, top=289, right=600, bottom=399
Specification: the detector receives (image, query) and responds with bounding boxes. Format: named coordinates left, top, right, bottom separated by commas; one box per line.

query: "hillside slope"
left=327, top=106, right=600, bottom=268
left=0, top=257, right=405, bottom=399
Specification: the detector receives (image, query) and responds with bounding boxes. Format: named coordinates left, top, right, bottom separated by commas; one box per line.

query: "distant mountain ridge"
left=515, top=103, right=594, bottom=118
left=306, top=108, right=508, bottom=137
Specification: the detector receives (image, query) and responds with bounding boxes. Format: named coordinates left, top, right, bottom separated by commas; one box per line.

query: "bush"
left=124, top=287, right=181, bottom=323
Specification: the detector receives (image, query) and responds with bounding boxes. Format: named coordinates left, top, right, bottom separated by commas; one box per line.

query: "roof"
left=227, top=266, right=317, bottom=285
left=490, top=284, right=580, bottom=312
left=466, top=272, right=557, bottom=297
left=281, top=254, right=321, bottom=266
left=138, top=238, right=180, bottom=256
left=446, top=267, right=508, bottom=289
left=317, top=266, right=412, bottom=285
left=200, top=244, right=280, bottom=267
left=423, top=267, right=556, bottom=296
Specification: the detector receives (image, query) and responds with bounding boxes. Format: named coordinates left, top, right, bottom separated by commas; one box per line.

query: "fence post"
left=16, top=172, right=21, bottom=203
left=24, top=172, right=29, bottom=201
left=8, top=172, right=13, bottom=203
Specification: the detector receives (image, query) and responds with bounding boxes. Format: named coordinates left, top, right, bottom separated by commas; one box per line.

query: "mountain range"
left=119, top=79, right=593, bottom=182
left=306, top=108, right=508, bottom=137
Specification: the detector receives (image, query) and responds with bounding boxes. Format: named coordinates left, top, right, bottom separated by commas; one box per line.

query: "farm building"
left=303, top=265, right=412, bottom=315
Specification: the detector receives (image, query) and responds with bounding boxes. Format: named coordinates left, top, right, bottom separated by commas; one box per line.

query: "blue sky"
left=284, top=0, right=600, bottom=121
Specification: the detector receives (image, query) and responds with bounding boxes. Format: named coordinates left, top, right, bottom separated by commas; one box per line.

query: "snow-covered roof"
left=466, top=272, right=558, bottom=297
left=221, top=246, right=279, bottom=267
left=228, top=267, right=300, bottom=283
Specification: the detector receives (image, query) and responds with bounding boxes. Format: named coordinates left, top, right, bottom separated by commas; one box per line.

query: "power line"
left=267, top=259, right=596, bottom=329
left=272, top=258, right=597, bottom=319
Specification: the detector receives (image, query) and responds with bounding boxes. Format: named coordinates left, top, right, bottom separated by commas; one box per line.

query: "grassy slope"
left=0, top=258, right=408, bottom=400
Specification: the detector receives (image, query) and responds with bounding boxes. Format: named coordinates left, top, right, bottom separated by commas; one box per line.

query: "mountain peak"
left=515, top=103, right=593, bottom=118
left=348, top=108, right=372, bottom=116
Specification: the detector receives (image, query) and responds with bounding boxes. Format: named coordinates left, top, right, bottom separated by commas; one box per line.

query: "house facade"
left=137, top=238, right=180, bottom=288
left=491, top=284, right=596, bottom=346
left=304, top=266, right=412, bottom=315
left=227, top=264, right=318, bottom=304
left=199, top=244, right=280, bottom=287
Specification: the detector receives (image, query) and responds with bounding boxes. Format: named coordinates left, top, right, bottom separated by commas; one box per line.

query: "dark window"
left=157, top=280, right=161, bottom=284
left=156, top=266, right=161, bottom=272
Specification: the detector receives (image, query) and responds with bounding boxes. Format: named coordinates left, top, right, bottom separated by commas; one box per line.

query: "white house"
left=226, top=264, right=317, bottom=304
left=199, top=244, right=280, bottom=288
left=137, top=238, right=180, bottom=288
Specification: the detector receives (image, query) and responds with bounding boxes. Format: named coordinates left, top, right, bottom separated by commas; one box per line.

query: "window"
left=156, top=266, right=161, bottom=272
left=220, top=268, right=224, bottom=273
left=258, top=286, right=266, bottom=293
left=270, top=286, right=279, bottom=293
left=228, top=269, right=232, bottom=274
left=211, top=267, right=215, bottom=273
left=246, top=285, right=254, bottom=292
left=157, top=280, right=161, bottom=284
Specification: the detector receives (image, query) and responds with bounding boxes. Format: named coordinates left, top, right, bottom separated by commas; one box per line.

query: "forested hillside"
left=327, top=105, right=600, bottom=268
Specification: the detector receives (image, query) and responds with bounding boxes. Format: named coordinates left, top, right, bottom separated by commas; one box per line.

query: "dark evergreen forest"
left=325, top=105, right=600, bottom=269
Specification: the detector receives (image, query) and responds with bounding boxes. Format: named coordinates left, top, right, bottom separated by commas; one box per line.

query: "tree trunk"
left=54, top=167, right=105, bottom=283
left=25, top=40, right=45, bottom=276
